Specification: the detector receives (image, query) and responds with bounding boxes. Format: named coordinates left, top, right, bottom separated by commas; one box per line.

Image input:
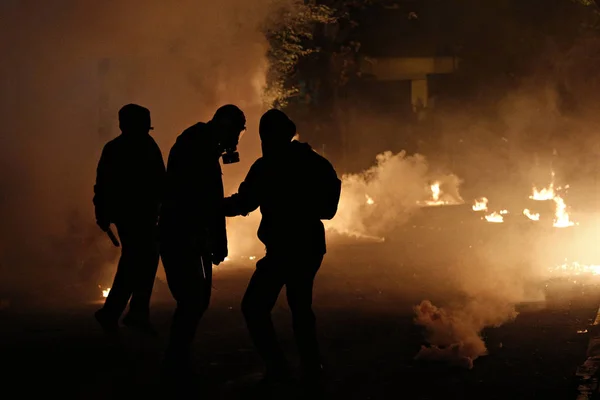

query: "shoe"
left=122, top=314, right=158, bottom=337
left=94, top=309, right=119, bottom=334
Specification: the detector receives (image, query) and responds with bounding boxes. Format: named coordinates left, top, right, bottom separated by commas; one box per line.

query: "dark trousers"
left=242, top=252, right=324, bottom=375
left=161, top=238, right=212, bottom=364
left=102, top=222, right=160, bottom=321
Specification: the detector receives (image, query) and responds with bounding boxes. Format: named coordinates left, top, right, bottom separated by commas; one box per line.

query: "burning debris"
left=419, top=181, right=464, bottom=207
left=529, top=172, right=575, bottom=228
left=472, top=197, right=488, bottom=212
left=473, top=171, right=576, bottom=227
left=523, top=209, right=540, bottom=221
left=484, top=211, right=505, bottom=223
left=101, top=286, right=110, bottom=298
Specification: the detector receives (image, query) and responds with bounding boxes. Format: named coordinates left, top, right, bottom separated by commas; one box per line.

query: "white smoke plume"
left=325, top=151, right=464, bottom=239
left=414, top=299, right=518, bottom=369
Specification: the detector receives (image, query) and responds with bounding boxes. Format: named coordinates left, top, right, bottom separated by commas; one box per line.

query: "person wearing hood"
left=224, top=109, right=341, bottom=389
left=93, top=104, right=166, bottom=336
left=159, top=104, right=246, bottom=376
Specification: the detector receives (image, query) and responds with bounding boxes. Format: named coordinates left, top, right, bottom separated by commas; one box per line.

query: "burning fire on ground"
left=472, top=171, right=576, bottom=228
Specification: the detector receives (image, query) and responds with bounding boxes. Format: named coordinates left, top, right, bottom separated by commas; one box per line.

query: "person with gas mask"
left=93, top=104, right=166, bottom=335
left=159, top=104, right=246, bottom=377
left=224, top=109, right=341, bottom=391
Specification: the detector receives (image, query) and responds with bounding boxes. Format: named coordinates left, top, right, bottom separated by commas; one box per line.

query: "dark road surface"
left=0, top=263, right=596, bottom=400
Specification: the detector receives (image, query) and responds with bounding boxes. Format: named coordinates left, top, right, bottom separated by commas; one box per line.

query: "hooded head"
left=259, top=109, right=296, bottom=157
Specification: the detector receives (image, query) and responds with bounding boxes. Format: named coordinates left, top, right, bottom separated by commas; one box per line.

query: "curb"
left=576, top=307, right=600, bottom=399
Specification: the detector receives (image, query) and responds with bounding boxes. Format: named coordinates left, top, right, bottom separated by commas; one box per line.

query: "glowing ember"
left=472, top=197, right=488, bottom=211
left=499, top=210, right=508, bottom=215
left=102, top=288, right=110, bottom=298
left=523, top=209, right=540, bottom=221
left=484, top=212, right=504, bottom=223
left=365, top=195, right=375, bottom=205
left=249, top=256, right=257, bottom=260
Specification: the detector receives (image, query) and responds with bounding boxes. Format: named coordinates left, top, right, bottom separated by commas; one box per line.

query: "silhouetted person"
left=93, top=104, right=165, bottom=335
left=224, top=109, right=341, bottom=389
left=160, top=105, right=246, bottom=376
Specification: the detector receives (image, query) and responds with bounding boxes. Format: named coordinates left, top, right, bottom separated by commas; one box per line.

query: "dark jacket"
left=159, top=122, right=226, bottom=253
left=225, top=141, right=339, bottom=256
left=93, top=132, right=165, bottom=227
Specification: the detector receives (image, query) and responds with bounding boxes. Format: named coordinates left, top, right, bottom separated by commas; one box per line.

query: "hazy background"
left=2, top=0, right=600, bottom=368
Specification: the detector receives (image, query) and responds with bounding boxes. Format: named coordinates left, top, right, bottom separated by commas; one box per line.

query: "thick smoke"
left=0, top=0, right=296, bottom=298
left=324, top=82, right=596, bottom=368
left=325, top=151, right=463, bottom=239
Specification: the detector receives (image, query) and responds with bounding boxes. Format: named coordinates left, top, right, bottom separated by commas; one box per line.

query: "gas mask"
left=220, top=127, right=244, bottom=164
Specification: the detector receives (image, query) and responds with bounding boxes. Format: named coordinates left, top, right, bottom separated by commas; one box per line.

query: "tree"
left=263, top=0, right=378, bottom=108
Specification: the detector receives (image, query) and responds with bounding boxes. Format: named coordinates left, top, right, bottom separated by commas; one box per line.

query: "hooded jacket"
left=159, top=122, right=226, bottom=253
left=225, top=141, right=339, bottom=255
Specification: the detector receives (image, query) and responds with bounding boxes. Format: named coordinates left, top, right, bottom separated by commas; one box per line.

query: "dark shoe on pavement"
left=94, top=308, right=119, bottom=334
left=122, top=314, right=158, bottom=337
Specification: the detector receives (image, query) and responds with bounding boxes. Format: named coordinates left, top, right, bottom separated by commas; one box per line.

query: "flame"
left=422, top=181, right=459, bottom=206
left=529, top=172, right=576, bottom=228
left=431, top=182, right=440, bottom=202
left=523, top=209, right=540, bottom=221
left=484, top=212, right=504, bottom=223
left=365, top=195, right=375, bottom=205
left=102, top=288, right=110, bottom=298
left=472, top=197, right=488, bottom=211
left=552, top=196, right=575, bottom=228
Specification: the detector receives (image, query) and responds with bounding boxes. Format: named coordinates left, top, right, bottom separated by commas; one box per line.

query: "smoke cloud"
left=0, top=0, right=296, bottom=299
left=325, top=151, right=464, bottom=239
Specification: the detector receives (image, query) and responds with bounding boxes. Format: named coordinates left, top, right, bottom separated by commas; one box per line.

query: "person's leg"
left=241, top=255, right=288, bottom=378
left=163, top=240, right=212, bottom=370
left=126, top=223, right=160, bottom=324
left=97, top=225, right=136, bottom=326
left=284, top=254, right=324, bottom=378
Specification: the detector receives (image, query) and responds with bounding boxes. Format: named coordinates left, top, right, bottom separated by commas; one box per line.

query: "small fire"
left=365, top=195, right=375, bottom=205
left=472, top=197, right=488, bottom=212
left=553, top=196, right=574, bottom=228
left=422, top=182, right=450, bottom=206
left=529, top=172, right=576, bottom=228
left=431, top=182, right=440, bottom=202
left=102, top=288, right=110, bottom=298
left=485, top=212, right=504, bottom=223
left=523, top=209, right=540, bottom=221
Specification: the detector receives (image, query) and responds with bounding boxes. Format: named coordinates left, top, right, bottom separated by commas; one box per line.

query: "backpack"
left=309, top=149, right=341, bottom=220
